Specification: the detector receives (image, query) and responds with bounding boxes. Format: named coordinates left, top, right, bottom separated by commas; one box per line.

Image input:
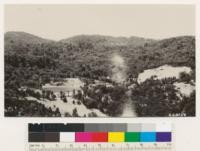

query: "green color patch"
left=125, top=132, right=140, bottom=142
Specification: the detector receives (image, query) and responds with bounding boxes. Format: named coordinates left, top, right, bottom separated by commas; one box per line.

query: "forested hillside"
left=4, top=32, right=195, bottom=117
left=5, top=32, right=195, bottom=80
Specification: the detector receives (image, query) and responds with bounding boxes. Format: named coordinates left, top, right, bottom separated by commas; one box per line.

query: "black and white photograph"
left=4, top=4, right=195, bottom=117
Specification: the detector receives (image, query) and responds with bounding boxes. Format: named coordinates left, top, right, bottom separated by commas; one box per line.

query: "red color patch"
left=91, top=132, right=108, bottom=142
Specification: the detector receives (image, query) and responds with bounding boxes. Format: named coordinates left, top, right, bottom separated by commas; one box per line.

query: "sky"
left=5, top=4, right=195, bottom=40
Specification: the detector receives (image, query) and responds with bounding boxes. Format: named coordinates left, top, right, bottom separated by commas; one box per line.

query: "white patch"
left=174, top=82, right=195, bottom=97
left=42, top=78, right=84, bottom=92
left=26, top=96, right=107, bottom=117
left=137, top=65, right=192, bottom=83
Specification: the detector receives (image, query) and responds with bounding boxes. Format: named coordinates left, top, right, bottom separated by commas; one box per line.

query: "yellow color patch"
left=108, top=132, right=125, bottom=142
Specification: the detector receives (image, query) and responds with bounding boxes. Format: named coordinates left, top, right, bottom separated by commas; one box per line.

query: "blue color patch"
left=140, top=132, right=156, bottom=142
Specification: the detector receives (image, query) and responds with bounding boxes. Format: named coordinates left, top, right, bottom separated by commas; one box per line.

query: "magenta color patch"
left=75, top=132, right=92, bottom=142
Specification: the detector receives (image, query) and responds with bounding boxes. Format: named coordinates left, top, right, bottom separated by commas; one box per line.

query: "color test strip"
left=75, top=132, right=108, bottom=142
left=91, top=132, right=108, bottom=142
left=156, top=132, right=171, bottom=142
left=29, top=123, right=85, bottom=132
left=140, top=132, right=156, bottom=142
left=84, top=124, right=127, bottom=132
left=43, top=123, right=84, bottom=132
left=44, top=133, right=60, bottom=142
left=29, top=132, right=44, bottom=142
left=29, top=132, right=172, bottom=142
left=125, top=132, right=140, bottom=142
left=141, top=123, right=156, bottom=132
left=60, top=132, right=75, bottom=142
left=108, top=132, right=125, bottom=142
left=127, top=124, right=141, bottom=132
left=28, top=123, right=172, bottom=143
left=156, top=123, right=172, bottom=132
left=29, top=132, right=60, bottom=142
left=75, top=132, right=92, bottom=142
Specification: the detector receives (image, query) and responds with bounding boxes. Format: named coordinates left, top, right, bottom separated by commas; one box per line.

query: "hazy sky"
left=5, top=4, right=195, bottom=40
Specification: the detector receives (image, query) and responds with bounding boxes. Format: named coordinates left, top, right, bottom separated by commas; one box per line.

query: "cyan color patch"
left=140, top=132, right=156, bottom=142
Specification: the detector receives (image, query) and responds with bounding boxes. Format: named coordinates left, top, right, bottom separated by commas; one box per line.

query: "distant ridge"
left=4, top=31, right=54, bottom=45
left=5, top=31, right=157, bottom=47
left=59, top=34, right=156, bottom=47
left=4, top=31, right=195, bottom=49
